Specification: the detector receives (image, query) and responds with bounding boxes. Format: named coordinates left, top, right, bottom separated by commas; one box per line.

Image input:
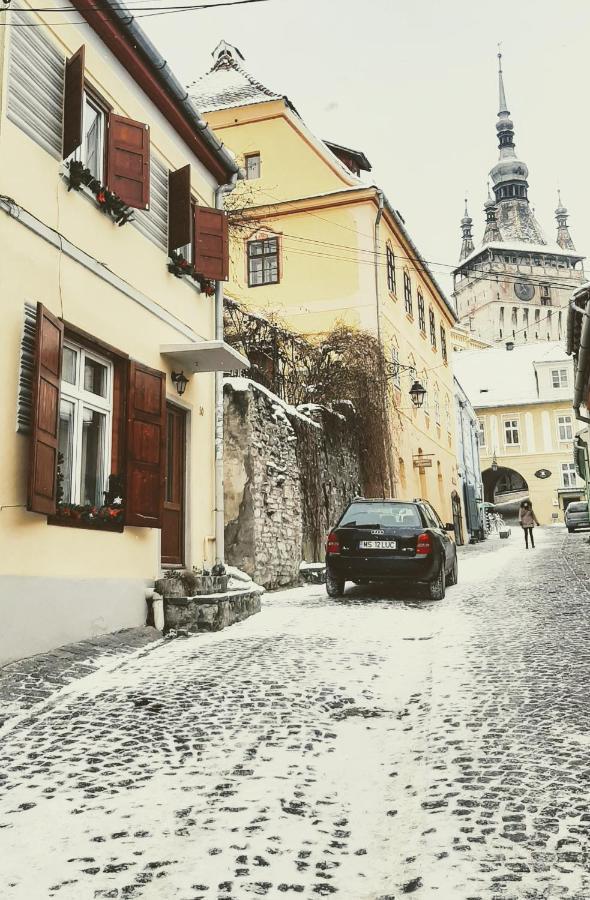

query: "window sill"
left=248, top=281, right=280, bottom=289
left=47, top=515, right=124, bottom=533
left=405, top=313, right=414, bottom=323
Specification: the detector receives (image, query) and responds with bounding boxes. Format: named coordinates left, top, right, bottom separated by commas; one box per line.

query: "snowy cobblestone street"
left=1, top=527, right=590, bottom=899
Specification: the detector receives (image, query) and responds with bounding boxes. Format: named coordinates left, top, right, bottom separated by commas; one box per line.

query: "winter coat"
left=519, top=507, right=539, bottom=527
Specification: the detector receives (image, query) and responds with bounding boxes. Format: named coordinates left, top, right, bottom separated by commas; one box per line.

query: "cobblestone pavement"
left=0, top=628, right=162, bottom=728
left=1, top=527, right=590, bottom=899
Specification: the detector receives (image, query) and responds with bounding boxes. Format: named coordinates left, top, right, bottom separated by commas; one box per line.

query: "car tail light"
left=326, top=531, right=340, bottom=554
left=416, top=533, right=432, bottom=555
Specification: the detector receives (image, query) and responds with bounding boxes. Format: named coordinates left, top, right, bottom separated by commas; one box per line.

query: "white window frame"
left=477, top=418, right=486, bottom=449
left=504, top=418, right=520, bottom=446
left=557, top=413, right=573, bottom=442
left=245, top=153, right=261, bottom=180
left=60, top=340, right=113, bottom=506
left=561, top=462, right=577, bottom=488
left=552, top=368, right=568, bottom=389
left=72, top=91, right=106, bottom=183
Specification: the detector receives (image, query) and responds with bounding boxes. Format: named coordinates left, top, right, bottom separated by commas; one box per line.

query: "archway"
left=482, top=466, right=529, bottom=521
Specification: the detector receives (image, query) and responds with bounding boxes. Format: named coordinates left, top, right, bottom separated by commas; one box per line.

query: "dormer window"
left=245, top=153, right=261, bottom=180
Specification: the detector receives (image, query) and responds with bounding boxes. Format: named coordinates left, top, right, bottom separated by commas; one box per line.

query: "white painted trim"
left=0, top=197, right=205, bottom=342
left=525, top=412, right=535, bottom=453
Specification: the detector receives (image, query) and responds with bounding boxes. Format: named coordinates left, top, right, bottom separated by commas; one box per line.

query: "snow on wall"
left=224, top=380, right=361, bottom=589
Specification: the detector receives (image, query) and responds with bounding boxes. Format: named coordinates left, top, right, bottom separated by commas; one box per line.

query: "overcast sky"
left=144, top=0, right=590, bottom=295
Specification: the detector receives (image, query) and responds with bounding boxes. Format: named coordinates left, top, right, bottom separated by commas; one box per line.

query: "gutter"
left=75, top=0, right=239, bottom=180
left=374, top=189, right=384, bottom=345
left=214, top=173, right=241, bottom=564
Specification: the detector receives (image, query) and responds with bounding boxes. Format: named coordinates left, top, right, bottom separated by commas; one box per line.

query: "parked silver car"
left=565, top=501, right=590, bottom=533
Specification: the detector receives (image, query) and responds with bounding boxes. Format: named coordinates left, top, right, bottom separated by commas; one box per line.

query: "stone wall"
left=224, top=380, right=361, bottom=589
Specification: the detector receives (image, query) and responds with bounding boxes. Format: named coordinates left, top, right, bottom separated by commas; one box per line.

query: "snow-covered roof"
left=188, top=43, right=291, bottom=115
left=452, top=341, right=572, bottom=409
left=455, top=239, right=584, bottom=272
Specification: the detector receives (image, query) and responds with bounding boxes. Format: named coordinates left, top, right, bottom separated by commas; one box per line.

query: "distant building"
left=566, top=282, right=590, bottom=508
left=454, top=342, right=584, bottom=523
left=451, top=325, right=492, bottom=354
left=189, top=42, right=460, bottom=522
left=452, top=55, right=585, bottom=346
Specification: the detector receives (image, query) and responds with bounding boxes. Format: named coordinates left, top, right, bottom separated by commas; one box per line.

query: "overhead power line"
left=0, top=0, right=270, bottom=24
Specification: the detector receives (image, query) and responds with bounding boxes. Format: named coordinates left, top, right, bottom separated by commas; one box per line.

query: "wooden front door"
left=161, top=403, right=186, bottom=566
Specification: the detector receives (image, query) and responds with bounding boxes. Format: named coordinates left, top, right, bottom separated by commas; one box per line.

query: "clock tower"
left=452, top=54, right=585, bottom=347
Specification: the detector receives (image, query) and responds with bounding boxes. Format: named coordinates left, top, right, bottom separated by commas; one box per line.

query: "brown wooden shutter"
left=168, top=165, right=192, bottom=255
left=125, top=361, right=166, bottom=528
left=27, top=303, right=64, bottom=515
left=62, top=46, right=85, bottom=160
left=193, top=205, right=229, bottom=281
left=107, top=113, right=150, bottom=210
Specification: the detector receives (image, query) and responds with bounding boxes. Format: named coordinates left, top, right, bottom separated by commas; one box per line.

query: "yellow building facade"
left=454, top=343, right=583, bottom=524
left=0, top=1, right=242, bottom=662
left=191, top=43, right=460, bottom=523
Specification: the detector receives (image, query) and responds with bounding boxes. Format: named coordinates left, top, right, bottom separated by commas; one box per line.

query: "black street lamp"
left=409, top=380, right=427, bottom=408
left=171, top=370, right=189, bottom=396
left=491, top=451, right=498, bottom=472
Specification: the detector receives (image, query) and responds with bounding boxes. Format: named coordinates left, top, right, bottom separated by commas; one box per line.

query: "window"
left=434, top=387, right=441, bottom=426
left=444, top=394, right=451, bottom=432
left=58, top=342, right=113, bottom=506
left=72, top=91, right=107, bottom=182
left=248, top=237, right=279, bottom=286
left=558, top=415, right=573, bottom=442
left=386, top=244, right=396, bottom=293
left=512, top=307, right=518, bottom=327
left=429, top=308, right=437, bottom=349
left=562, top=462, right=577, bottom=488
left=422, top=373, right=429, bottom=416
left=504, top=418, right=519, bottom=446
left=417, top=290, right=425, bottom=332
left=541, top=284, right=551, bottom=300
left=440, top=325, right=447, bottom=363
left=403, top=271, right=413, bottom=316
left=477, top=419, right=486, bottom=448
left=245, top=153, right=261, bottom=180
left=552, top=368, right=568, bottom=388
left=391, top=344, right=401, bottom=390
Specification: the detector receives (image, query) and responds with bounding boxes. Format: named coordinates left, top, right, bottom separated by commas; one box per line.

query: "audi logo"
left=370, top=530, right=385, bottom=535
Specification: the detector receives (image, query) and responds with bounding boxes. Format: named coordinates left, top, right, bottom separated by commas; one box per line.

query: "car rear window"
left=339, top=502, right=422, bottom=528
left=568, top=502, right=588, bottom=512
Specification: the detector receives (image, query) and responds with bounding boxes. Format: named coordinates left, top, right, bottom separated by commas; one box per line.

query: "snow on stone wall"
left=224, top=380, right=361, bottom=589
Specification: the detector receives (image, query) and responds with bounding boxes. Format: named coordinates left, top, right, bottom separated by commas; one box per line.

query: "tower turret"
left=555, top=191, right=576, bottom=251
left=482, top=185, right=502, bottom=244
left=459, top=198, right=474, bottom=261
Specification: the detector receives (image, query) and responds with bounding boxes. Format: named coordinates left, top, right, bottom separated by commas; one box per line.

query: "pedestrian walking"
left=519, top=499, right=539, bottom=549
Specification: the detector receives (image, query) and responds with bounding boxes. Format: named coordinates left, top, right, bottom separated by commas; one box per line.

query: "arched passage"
left=482, top=466, right=529, bottom=521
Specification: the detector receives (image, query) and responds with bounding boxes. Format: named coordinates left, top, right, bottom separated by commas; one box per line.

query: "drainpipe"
left=214, top=173, right=239, bottom=565
left=373, top=189, right=384, bottom=346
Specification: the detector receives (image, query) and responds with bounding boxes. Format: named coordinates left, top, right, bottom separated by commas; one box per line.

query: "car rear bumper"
left=326, top=551, right=441, bottom=583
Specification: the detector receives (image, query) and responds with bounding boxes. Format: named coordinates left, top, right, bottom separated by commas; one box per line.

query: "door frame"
left=161, top=400, right=190, bottom=569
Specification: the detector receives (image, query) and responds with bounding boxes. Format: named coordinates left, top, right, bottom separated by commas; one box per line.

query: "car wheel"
left=326, top=571, right=345, bottom=598
left=567, top=527, right=574, bottom=533
left=426, top=565, right=445, bottom=601
left=447, top=555, right=458, bottom=586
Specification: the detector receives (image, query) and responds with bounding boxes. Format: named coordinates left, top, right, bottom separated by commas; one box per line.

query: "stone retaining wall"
left=164, top=589, right=262, bottom=633
left=224, top=380, right=361, bottom=589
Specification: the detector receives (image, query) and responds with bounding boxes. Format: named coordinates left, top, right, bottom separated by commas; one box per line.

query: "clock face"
left=514, top=281, right=535, bottom=301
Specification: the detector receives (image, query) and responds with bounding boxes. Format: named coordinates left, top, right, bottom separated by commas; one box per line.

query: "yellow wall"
left=0, top=0, right=222, bottom=590
left=477, top=403, right=582, bottom=523
left=207, top=99, right=459, bottom=522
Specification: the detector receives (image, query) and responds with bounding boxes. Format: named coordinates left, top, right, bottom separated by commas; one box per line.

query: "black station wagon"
left=325, top=498, right=458, bottom=601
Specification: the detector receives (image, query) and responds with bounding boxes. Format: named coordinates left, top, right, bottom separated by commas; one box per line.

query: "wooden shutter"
left=193, top=205, right=229, bottom=281
left=107, top=113, right=150, bottom=210
left=62, top=45, right=85, bottom=159
left=27, top=303, right=63, bottom=515
left=168, top=164, right=191, bottom=254
left=125, top=361, right=166, bottom=528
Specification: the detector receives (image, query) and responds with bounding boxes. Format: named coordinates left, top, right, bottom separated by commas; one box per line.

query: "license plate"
left=359, top=540, right=397, bottom=550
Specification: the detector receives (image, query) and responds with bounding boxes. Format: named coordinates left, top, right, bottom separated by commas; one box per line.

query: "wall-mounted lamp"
left=409, top=380, right=427, bottom=408
left=491, top=451, right=498, bottom=472
left=171, top=371, right=189, bottom=396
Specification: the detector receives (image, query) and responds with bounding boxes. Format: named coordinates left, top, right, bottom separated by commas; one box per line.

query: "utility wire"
left=0, top=0, right=271, bottom=23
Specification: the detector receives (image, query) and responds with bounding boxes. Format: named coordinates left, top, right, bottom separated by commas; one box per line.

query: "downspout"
left=373, top=189, right=384, bottom=346
left=214, top=173, right=239, bottom=565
